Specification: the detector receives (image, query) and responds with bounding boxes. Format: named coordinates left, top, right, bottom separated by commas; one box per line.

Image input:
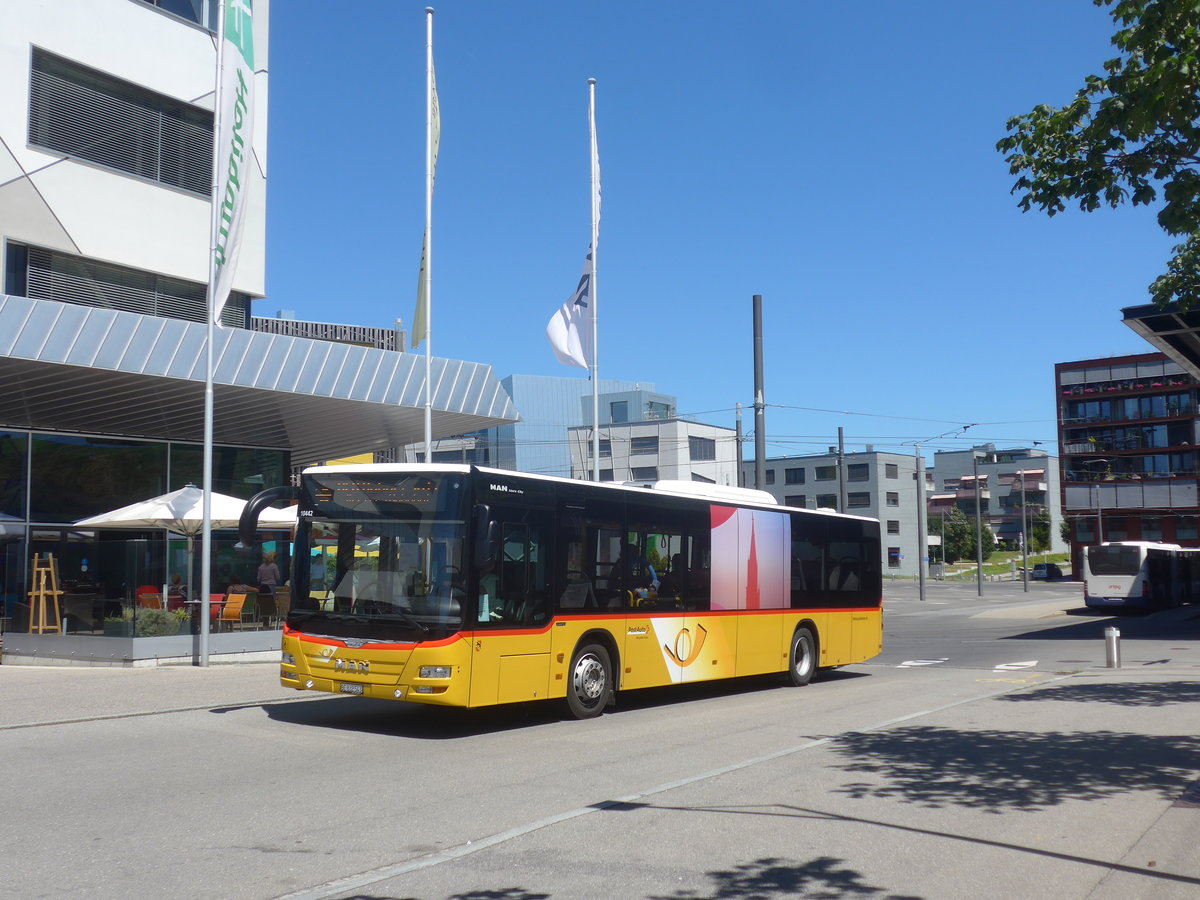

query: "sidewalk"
left=0, top=660, right=302, bottom=729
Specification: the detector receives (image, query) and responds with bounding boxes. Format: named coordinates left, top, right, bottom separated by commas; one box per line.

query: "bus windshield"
left=291, top=471, right=469, bottom=642
left=1088, top=545, right=1142, bottom=577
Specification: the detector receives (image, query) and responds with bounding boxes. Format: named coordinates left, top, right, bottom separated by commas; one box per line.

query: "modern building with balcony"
left=929, top=445, right=1065, bottom=554
left=1055, top=352, right=1199, bottom=572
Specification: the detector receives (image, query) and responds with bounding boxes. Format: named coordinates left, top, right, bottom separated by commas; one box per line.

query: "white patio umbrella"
left=74, top=484, right=296, bottom=606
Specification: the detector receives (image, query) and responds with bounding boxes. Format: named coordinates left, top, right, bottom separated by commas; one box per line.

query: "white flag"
left=412, top=63, right=440, bottom=348
left=546, top=246, right=594, bottom=369
left=211, top=0, right=255, bottom=326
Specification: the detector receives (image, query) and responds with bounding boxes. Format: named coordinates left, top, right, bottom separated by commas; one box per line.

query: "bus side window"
left=791, top=514, right=826, bottom=607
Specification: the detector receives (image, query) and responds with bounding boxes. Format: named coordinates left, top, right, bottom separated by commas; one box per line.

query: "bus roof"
left=300, top=463, right=879, bottom=523
left=1092, top=541, right=1183, bottom=551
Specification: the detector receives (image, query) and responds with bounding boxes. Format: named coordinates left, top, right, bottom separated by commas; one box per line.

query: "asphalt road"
left=1, top=584, right=1198, bottom=900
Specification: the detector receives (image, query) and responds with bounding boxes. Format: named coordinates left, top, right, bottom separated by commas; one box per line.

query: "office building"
left=1055, top=352, right=1198, bottom=572
left=929, top=444, right=1066, bottom=554
left=1, top=1, right=515, bottom=660
left=569, top=419, right=738, bottom=485
left=741, top=450, right=926, bottom=577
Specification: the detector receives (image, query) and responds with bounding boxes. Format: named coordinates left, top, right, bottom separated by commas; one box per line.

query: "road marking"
left=979, top=674, right=1047, bottom=685
left=993, top=660, right=1038, bottom=671
left=898, top=658, right=949, bottom=667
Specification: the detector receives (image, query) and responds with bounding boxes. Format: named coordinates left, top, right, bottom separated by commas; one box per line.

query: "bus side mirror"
left=239, top=485, right=301, bottom=546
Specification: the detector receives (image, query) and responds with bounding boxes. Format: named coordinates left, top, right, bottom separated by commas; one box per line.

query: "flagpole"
left=588, top=78, right=599, bottom=481
left=200, top=0, right=229, bottom=667
left=422, top=7, right=434, bottom=462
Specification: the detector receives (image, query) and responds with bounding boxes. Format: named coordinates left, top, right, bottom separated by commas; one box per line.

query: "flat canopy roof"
left=0, top=295, right=517, bottom=466
left=1122, top=302, right=1200, bottom=378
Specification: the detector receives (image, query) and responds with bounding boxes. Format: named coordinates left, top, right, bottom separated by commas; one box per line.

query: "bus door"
left=468, top=502, right=554, bottom=707
left=730, top=507, right=789, bottom=677
left=625, top=501, right=720, bottom=688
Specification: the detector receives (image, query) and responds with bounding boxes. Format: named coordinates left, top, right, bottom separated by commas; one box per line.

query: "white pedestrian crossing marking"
left=993, top=660, right=1038, bottom=671
left=898, top=658, right=948, bottom=667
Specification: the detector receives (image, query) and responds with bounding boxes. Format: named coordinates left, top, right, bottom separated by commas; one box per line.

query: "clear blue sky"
left=264, top=1, right=1174, bottom=462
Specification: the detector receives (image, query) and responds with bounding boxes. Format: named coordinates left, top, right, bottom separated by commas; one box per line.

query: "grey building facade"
left=741, top=450, right=925, bottom=578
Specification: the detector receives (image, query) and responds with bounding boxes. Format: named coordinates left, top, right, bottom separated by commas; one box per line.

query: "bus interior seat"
left=558, top=582, right=594, bottom=610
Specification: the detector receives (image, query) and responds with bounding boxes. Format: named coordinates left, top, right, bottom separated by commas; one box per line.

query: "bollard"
left=1104, top=625, right=1121, bottom=669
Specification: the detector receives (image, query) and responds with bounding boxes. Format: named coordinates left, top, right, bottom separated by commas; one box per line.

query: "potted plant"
left=133, top=607, right=181, bottom=637
left=103, top=606, right=135, bottom=637
left=172, top=606, right=192, bottom=634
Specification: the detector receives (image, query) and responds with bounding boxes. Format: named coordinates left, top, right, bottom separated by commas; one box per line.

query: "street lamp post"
left=1020, top=468, right=1028, bottom=593
left=974, top=451, right=984, bottom=597
left=915, top=444, right=926, bottom=602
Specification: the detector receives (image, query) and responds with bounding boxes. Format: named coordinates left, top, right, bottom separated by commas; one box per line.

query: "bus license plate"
left=339, top=682, right=363, bottom=695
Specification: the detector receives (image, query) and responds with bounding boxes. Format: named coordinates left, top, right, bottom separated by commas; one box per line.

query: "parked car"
left=1032, top=563, right=1063, bottom=581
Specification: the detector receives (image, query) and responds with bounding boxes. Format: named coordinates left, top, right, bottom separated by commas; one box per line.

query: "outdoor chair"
left=257, top=592, right=279, bottom=628
left=218, top=592, right=256, bottom=631
left=136, top=592, right=162, bottom=609
left=135, top=585, right=161, bottom=609
left=272, top=586, right=291, bottom=622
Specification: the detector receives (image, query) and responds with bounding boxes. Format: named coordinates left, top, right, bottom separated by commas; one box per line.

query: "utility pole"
left=974, top=451, right=984, bottom=597
left=735, top=402, right=743, bottom=487
left=836, top=427, right=846, bottom=513
left=915, top=444, right=926, bottom=602
left=752, top=295, right=766, bottom=490
left=1020, top=468, right=1028, bottom=592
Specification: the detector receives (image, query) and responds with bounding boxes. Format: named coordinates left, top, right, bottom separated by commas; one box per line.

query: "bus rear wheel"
left=787, top=626, right=817, bottom=687
left=566, top=643, right=611, bottom=719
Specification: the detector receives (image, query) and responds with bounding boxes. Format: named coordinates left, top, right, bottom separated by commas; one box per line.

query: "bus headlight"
left=419, top=665, right=452, bottom=679
left=282, top=651, right=296, bottom=665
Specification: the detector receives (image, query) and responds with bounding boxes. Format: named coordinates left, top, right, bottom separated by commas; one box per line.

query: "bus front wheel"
left=567, top=643, right=612, bottom=719
left=787, top=627, right=817, bottom=687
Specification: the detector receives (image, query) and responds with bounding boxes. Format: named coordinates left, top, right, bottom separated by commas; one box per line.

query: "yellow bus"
left=242, top=464, right=883, bottom=718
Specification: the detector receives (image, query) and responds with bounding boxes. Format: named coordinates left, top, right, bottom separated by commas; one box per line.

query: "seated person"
left=656, top=554, right=688, bottom=600
left=167, top=573, right=187, bottom=608
left=225, top=576, right=256, bottom=597
left=610, top=542, right=658, bottom=604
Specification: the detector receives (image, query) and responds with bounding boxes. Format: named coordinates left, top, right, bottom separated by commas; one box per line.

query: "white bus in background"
left=1083, top=541, right=1200, bottom=611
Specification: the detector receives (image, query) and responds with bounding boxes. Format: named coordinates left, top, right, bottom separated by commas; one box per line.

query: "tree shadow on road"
left=994, top=680, right=1200, bottom=706
left=646, top=855, right=920, bottom=900
left=828, top=725, right=1200, bottom=812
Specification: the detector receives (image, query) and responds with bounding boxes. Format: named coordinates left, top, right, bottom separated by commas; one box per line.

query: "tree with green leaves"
left=1030, top=507, right=1052, bottom=553
left=929, top=506, right=983, bottom=564
left=997, top=0, right=1200, bottom=307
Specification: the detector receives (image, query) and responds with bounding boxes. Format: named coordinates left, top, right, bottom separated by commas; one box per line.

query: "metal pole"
left=752, top=295, right=765, bottom=490
left=1104, top=625, right=1121, bottom=668
left=1020, top=468, right=1028, bottom=592
left=199, top=0, right=230, bottom=667
left=915, top=444, right=926, bottom=602
left=974, top=452, right=984, bottom=597
left=422, top=7, right=434, bottom=462
left=837, top=427, right=846, bottom=513
left=735, top=402, right=743, bottom=487
left=588, top=78, right=600, bottom=482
